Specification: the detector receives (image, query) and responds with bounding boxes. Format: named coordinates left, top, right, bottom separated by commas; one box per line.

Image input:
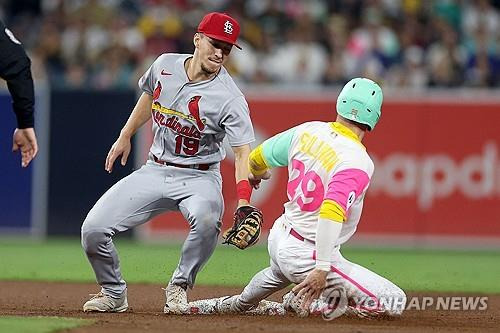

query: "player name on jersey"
left=298, top=132, right=339, bottom=172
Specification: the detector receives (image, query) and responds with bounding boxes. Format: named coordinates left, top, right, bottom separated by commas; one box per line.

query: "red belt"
left=153, top=155, right=212, bottom=171
left=290, top=228, right=315, bottom=244
left=290, top=228, right=305, bottom=241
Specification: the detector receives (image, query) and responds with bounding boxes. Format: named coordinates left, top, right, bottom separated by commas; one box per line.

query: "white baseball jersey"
left=283, top=121, right=374, bottom=245
left=139, top=53, right=255, bottom=164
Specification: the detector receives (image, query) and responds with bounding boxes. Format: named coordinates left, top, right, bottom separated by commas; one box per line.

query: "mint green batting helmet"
left=336, top=78, right=383, bottom=131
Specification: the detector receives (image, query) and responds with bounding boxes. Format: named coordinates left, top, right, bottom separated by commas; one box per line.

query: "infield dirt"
left=0, top=281, right=498, bottom=332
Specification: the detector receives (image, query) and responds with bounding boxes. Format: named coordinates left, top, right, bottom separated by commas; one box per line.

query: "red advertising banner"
left=140, top=97, right=500, bottom=238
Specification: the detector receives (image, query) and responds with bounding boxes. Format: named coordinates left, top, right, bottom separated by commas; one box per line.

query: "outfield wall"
left=0, top=88, right=136, bottom=236
left=0, top=92, right=33, bottom=232
left=0, top=87, right=49, bottom=236
left=139, top=91, right=500, bottom=245
left=2, top=87, right=499, bottom=246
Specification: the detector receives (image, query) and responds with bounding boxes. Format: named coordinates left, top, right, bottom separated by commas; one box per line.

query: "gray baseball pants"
left=81, top=160, right=223, bottom=298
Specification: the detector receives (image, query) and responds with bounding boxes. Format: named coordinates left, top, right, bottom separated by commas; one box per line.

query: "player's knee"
left=81, top=228, right=109, bottom=255
left=196, top=217, right=220, bottom=238
left=190, top=207, right=221, bottom=237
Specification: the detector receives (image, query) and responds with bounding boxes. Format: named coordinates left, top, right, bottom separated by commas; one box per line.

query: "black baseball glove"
left=222, top=205, right=263, bottom=249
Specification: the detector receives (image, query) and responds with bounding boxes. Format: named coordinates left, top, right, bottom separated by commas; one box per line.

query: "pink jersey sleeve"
left=324, top=168, right=370, bottom=213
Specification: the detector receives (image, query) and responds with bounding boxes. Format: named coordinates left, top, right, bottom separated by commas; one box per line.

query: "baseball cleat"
left=188, top=297, right=221, bottom=314
left=163, top=283, right=190, bottom=314
left=248, top=300, right=286, bottom=316
left=189, top=296, right=286, bottom=316
left=282, top=291, right=309, bottom=317
left=215, top=295, right=237, bottom=313
left=83, top=290, right=128, bottom=313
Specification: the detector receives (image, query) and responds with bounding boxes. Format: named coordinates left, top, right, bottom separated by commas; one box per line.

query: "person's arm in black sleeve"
left=0, top=20, right=38, bottom=167
left=3, top=53, right=35, bottom=128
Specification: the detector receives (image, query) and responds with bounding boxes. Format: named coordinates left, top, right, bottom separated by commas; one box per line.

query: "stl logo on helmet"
left=153, top=81, right=162, bottom=101
left=223, top=20, right=233, bottom=34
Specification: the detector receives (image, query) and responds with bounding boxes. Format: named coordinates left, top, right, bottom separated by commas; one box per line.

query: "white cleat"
left=216, top=295, right=237, bottom=313
left=83, top=290, right=128, bottom=313
left=188, top=295, right=235, bottom=315
left=163, top=283, right=190, bottom=314
left=188, top=297, right=224, bottom=314
left=282, top=291, right=309, bottom=317
left=189, top=296, right=285, bottom=316
left=248, top=300, right=286, bottom=316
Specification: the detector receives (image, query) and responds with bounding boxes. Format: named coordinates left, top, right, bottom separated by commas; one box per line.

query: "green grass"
left=0, top=238, right=499, bottom=293
left=0, top=316, right=93, bottom=333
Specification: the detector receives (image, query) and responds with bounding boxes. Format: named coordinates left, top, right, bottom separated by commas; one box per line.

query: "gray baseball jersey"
left=139, top=53, right=255, bottom=164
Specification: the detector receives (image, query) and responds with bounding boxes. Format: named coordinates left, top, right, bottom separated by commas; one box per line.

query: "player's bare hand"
left=292, top=268, right=328, bottom=310
left=105, top=135, right=131, bottom=173
left=248, top=170, right=271, bottom=189
left=12, top=128, right=39, bottom=168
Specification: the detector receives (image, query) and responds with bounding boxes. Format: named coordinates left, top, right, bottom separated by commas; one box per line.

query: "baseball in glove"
left=222, top=205, right=263, bottom=249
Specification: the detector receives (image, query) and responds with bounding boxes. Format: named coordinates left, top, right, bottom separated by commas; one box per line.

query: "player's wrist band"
left=236, top=180, right=252, bottom=202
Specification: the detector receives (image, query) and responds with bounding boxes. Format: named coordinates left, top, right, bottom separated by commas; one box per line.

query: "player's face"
left=196, top=34, right=232, bottom=75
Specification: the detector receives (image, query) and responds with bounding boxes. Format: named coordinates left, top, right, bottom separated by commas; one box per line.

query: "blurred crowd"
left=1, top=0, right=499, bottom=90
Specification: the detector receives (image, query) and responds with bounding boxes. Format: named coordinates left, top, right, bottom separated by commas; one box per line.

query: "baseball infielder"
left=81, top=12, right=256, bottom=314
left=190, top=78, right=406, bottom=318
